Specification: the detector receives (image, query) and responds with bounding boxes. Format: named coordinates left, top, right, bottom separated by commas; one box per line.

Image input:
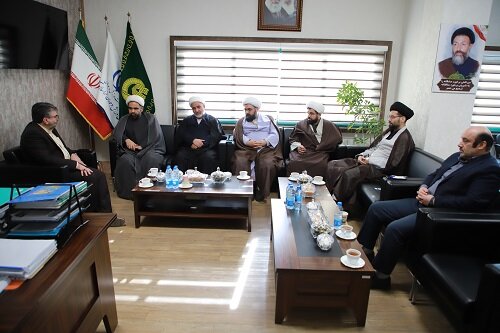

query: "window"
left=171, top=37, right=392, bottom=126
left=473, top=46, right=500, bottom=133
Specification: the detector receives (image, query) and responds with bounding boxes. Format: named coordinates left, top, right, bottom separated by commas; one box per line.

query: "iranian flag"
left=66, top=20, right=113, bottom=140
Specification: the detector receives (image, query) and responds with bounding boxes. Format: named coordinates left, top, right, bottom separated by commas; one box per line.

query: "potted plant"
left=336, top=81, right=385, bottom=144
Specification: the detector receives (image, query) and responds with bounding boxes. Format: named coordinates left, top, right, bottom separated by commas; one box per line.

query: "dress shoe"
left=110, top=217, right=126, bottom=227
left=371, top=275, right=391, bottom=290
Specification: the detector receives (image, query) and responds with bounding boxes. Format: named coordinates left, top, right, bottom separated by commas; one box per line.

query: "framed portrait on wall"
left=258, top=0, right=303, bottom=32
left=432, top=24, right=488, bottom=94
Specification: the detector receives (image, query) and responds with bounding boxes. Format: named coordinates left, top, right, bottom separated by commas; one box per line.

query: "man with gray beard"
left=263, top=0, right=295, bottom=25
left=438, top=27, right=480, bottom=80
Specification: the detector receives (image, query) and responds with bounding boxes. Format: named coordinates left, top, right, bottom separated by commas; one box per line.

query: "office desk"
left=0, top=213, right=118, bottom=333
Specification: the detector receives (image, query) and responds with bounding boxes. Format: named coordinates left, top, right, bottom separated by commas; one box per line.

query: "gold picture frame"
left=258, top=0, right=303, bottom=32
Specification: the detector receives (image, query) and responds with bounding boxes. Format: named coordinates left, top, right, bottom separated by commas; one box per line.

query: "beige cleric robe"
left=326, top=128, right=415, bottom=205
left=232, top=115, right=283, bottom=199
left=287, top=119, right=342, bottom=177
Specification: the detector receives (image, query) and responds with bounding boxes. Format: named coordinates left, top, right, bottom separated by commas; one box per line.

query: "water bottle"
left=333, top=201, right=343, bottom=230
left=294, top=183, right=302, bottom=211
left=337, top=201, right=344, bottom=224
left=172, top=165, right=180, bottom=189
left=165, top=165, right=173, bottom=189
left=285, top=183, right=295, bottom=210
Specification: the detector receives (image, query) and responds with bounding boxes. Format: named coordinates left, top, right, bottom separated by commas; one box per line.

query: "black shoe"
left=371, top=275, right=391, bottom=290
left=110, top=217, right=126, bottom=227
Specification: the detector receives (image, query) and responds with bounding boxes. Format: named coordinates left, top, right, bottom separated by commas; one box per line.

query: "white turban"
left=189, top=96, right=205, bottom=107
left=243, top=97, right=261, bottom=109
left=306, top=101, right=324, bottom=114
left=126, top=95, right=145, bottom=107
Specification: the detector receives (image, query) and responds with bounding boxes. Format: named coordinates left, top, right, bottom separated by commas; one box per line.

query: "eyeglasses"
left=46, top=114, right=59, bottom=119
left=388, top=115, right=402, bottom=119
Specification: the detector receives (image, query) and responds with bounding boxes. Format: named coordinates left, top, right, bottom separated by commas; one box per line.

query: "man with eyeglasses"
left=20, top=102, right=125, bottom=226
left=112, top=95, right=166, bottom=199
left=360, top=126, right=499, bottom=290
left=325, top=102, right=415, bottom=205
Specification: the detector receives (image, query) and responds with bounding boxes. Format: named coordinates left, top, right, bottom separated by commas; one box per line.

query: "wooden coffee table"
left=271, top=178, right=374, bottom=325
left=131, top=176, right=254, bottom=231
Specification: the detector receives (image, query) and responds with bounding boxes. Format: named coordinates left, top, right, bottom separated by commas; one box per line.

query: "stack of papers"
left=0, top=239, right=57, bottom=279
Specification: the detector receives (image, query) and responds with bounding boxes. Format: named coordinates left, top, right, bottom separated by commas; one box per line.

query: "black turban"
left=390, top=102, right=414, bottom=120
left=451, top=27, right=475, bottom=44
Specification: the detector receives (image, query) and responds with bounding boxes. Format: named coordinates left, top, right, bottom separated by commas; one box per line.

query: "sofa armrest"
left=76, top=149, right=97, bottom=168
left=379, top=177, right=423, bottom=201
left=474, top=263, right=500, bottom=332
left=0, top=162, right=71, bottom=187
left=411, top=208, right=500, bottom=259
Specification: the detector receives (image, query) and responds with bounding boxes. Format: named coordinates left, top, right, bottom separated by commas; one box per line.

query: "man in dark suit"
left=358, top=126, right=500, bottom=290
left=20, top=102, right=125, bottom=226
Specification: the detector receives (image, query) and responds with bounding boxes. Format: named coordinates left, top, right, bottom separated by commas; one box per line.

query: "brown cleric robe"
left=326, top=128, right=415, bottom=205
left=287, top=118, right=342, bottom=177
left=232, top=115, right=283, bottom=199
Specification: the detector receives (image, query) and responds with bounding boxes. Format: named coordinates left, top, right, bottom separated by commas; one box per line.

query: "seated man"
left=358, top=126, right=500, bottom=290
left=287, top=101, right=342, bottom=177
left=175, top=96, right=225, bottom=173
left=113, top=95, right=166, bottom=199
left=20, top=102, right=125, bottom=226
left=325, top=102, right=415, bottom=205
left=232, top=97, right=283, bottom=202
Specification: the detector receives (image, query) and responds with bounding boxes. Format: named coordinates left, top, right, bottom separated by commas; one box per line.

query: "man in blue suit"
left=357, top=126, right=500, bottom=289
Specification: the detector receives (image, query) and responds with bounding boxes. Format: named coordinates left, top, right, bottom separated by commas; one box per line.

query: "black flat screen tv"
left=0, top=0, right=69, bottom=70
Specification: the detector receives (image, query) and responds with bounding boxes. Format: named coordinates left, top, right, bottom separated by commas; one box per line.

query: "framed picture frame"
left=258, top=0, right=303, bottom=32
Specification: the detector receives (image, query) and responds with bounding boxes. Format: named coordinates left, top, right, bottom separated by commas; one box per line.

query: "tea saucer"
left=312, top=180, right=326, bottom=186
left=147, top=173, right=158, bottom=177
left=179, top=183, right=193, bottom=189
left=138, top=183, right=154, bottom=188
left=335, top=229, right=357, bottom=240
left=288, top=177, right=298, bottom=182
left=237, top=175, right=251, bottom=180
left=340, top=255, right=365, bottom=269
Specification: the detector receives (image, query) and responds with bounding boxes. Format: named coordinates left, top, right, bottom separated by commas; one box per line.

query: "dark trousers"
left=67, top=168, right=112, bottom=213
left=175, top=147, right=219, bottom=174
left=357, top=198, right=420, bottom=275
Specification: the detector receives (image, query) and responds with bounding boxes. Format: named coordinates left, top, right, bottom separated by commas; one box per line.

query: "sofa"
left=407, top=203, right=500, bottom=333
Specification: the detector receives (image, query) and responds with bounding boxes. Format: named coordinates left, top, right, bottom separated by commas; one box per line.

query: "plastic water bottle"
left=294, top=183, right=302, bottom=211
left=333, top=201, right=343, bottom=230
left=286, top=183, right=295, bottom=210
left=172, top=165, right=180, bottom=189
left=337, top=201, right=344, bottom=224
left=165, top=165, right=173, bottom=189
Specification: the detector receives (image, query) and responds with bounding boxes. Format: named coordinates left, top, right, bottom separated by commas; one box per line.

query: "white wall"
left=84, top=0, right=411, bottom=160
left=398, top=0, right=494, bottom=158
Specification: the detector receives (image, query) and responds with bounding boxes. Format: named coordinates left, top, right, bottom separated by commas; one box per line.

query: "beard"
left=388, top=122, right=396, bottom=131
left=307, top=118, right=317, bottom=125
left=452, top=52, right=467, bottom=66
left=266, top=0, right=282, bottom=14
left=130, top=113, right=140, bottom=120
left=245, top=114, right=257, bottom=122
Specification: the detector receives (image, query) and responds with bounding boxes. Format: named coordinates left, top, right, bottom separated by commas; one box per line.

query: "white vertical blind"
left=473, top=48, right=500, bottom=132
left=172, top=38, right=391, bottom=125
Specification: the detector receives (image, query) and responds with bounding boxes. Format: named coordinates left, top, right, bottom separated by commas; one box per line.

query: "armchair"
left=406, top=196, right=500, bottom=333
left=0, top=146, right=97, bottom=187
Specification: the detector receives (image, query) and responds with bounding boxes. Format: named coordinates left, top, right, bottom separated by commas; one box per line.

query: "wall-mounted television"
left=0, top=0, right=69, bottom=70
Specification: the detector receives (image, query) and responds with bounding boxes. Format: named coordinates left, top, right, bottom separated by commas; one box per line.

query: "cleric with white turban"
left=126, top=95, right=145, bottom=107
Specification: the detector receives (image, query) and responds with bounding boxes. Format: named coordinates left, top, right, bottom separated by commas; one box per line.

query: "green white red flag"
left=66, top=20, right=113, bottom=140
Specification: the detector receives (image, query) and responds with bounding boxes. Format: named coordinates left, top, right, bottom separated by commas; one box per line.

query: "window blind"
left=473, top=47, right=500, bottom=132
left=172, top=37, right=391, bottom=125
